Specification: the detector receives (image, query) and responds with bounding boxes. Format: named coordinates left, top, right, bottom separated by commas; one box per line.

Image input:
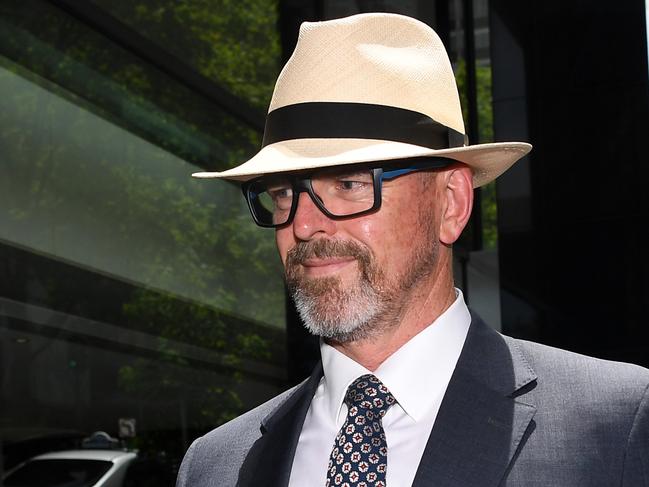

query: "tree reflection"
left=0, top=0, right=284, bottom=466
left=455, top=58, right=498, bottom=249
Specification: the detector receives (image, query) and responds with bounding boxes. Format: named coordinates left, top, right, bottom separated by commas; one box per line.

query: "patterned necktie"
left=326, top=374, right=396, bottom=487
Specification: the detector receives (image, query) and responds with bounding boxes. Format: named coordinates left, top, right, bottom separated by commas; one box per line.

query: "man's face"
left=276, top=169, right=443, bottom=343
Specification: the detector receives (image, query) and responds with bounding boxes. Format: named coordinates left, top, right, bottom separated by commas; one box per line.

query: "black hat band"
left=262, top=102, right=467, bottom=149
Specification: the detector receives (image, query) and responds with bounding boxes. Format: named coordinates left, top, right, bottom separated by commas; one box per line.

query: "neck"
left=327, top=260, right=457, bottom=371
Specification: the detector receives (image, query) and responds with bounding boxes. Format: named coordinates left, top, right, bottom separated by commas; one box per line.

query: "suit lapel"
left=236, top=362, right=323, bottom=487
left=412, top=316, right=537, bottom=487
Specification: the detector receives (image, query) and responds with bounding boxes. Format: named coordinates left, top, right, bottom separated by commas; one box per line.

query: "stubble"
left=285, top=195, right=439, bottom=343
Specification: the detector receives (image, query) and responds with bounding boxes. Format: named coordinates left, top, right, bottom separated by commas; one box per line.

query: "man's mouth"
left=300, top=256, right=356, bottom=276
left=285, top=239, right=372, bottom=283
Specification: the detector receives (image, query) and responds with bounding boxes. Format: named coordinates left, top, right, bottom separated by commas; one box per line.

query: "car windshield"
left=4, top=459, right=112, bottom=487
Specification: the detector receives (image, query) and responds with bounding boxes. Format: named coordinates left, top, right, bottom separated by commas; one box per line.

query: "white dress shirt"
left=288, top=290, right=471, bottom=487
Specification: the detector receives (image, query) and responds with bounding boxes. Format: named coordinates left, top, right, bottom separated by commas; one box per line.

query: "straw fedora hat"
left=194, top=13, right=531, bottom=187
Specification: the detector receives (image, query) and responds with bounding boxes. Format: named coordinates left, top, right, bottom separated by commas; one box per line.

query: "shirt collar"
left=320, top=337, right=372, bottom=426
left=320, top=289, right=471, bottom=424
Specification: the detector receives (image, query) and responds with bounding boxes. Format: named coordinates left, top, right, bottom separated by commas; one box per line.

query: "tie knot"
left=344, top=374, right=396, bottom=418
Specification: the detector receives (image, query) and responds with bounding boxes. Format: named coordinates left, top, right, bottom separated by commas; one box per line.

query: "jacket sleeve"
left=175, top=437, right=200, bottom=487
left=622, top=382, right=649, bottom=486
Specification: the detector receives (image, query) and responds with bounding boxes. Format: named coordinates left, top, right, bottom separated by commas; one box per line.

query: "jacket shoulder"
left=501, top=335, right=649, bottom=485
left=506, top=335, right=649, bottom=391
left=176, top=384, right=302, bottom=487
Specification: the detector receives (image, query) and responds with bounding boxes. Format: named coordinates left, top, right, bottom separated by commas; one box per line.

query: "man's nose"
left=292, top=192, right=336, bottom=240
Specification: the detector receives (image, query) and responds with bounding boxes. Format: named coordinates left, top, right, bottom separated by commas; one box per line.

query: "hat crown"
left=192, top=13, right=531, bottom=186
left=269, top=13, right=465, bottom=135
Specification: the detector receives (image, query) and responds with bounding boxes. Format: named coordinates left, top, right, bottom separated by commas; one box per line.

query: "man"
left=178, top=13, right=649, bottom=487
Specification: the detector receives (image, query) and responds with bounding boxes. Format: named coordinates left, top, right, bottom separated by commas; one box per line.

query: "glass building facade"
left=1, top=0, right=286, bottom=479
left=1, top=0, right=648, bottom=483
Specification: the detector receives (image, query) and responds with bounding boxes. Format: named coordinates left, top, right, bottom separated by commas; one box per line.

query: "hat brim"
left=193, top=138, right=531, bottom=188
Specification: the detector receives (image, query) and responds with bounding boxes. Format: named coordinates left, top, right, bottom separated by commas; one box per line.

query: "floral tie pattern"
left=326, top=374, right=396, bottom=487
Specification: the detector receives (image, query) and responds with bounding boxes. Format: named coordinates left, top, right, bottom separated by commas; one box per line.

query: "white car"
left=3, top=448, right=138, bottom=487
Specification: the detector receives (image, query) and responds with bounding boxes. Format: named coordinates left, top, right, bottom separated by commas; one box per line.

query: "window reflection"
left=0, top=0, right=285, bottom=480
left=89, top=0, right=281, bottom=111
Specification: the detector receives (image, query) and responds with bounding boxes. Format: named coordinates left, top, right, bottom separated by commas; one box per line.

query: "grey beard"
left=285, top=214, right=439, bottom=344
left=290, top=275, right=388, bottom=342
left=285, top=238, right=389, bottom=343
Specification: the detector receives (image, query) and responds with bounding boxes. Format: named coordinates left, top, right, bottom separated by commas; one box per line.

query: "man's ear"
left=439, top=165, right=474, bottom=245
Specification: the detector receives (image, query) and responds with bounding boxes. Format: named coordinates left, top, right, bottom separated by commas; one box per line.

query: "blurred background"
left=1, top=0, right=648, bottom=484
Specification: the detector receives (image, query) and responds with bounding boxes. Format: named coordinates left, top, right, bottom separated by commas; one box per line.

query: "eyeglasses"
left=241, top=157, right=454, bottom=228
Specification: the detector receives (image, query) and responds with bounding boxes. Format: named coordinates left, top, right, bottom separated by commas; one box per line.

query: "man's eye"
left=337, top=180, right=369, bottom=191
left=268, top=187, right=292, bottom=200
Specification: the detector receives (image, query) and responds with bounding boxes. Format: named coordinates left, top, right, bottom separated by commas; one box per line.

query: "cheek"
left=353, top=213, right=410, bottom=267
left=275, top=228, right=292, bottom=266
left=355, top=218, right=376, bottom=242
left=371, top=197, right=435, bottom=263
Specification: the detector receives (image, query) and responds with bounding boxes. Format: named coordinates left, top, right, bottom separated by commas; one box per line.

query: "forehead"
left=255, top=156, right=454, bottom=181
left=261, top=163, right=377, bottom=180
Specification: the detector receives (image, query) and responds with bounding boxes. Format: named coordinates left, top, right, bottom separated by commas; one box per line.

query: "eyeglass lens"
left=249, top=168, right=377, bottom=226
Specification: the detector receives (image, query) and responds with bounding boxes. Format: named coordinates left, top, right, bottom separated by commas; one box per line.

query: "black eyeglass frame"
left=241, top=157, right=455, bottom=228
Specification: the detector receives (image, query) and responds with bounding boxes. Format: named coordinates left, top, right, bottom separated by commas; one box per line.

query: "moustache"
left=285, top=239, right=373, bottom=272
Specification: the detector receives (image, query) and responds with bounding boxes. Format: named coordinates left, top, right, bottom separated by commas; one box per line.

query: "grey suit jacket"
left=176, top=317, right=649, bottom=486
